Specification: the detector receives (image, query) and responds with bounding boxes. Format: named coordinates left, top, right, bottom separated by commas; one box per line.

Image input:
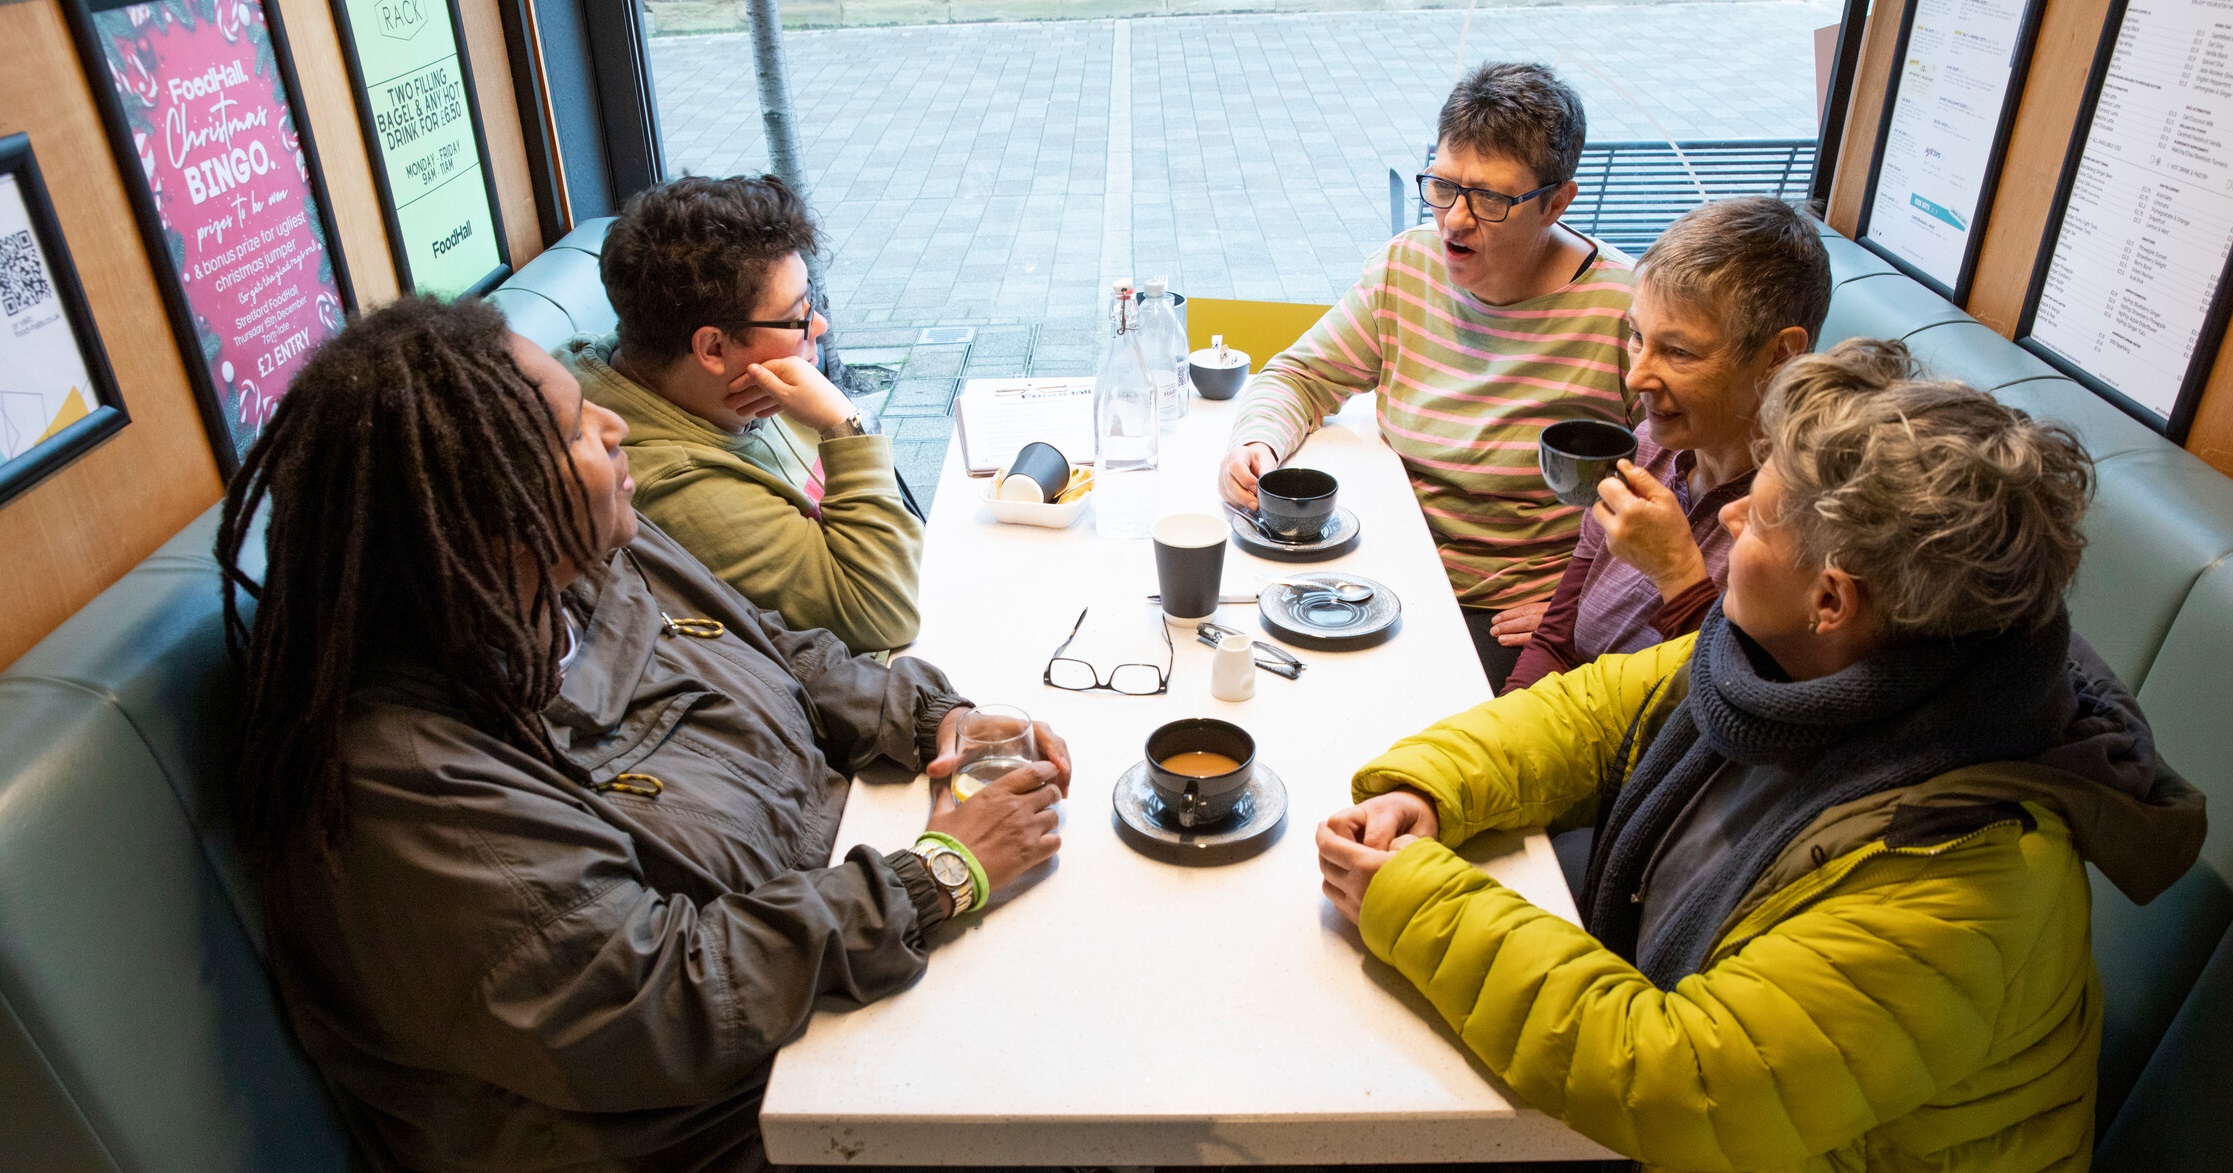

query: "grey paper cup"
left=1151, top=512, right=1229, bottom=624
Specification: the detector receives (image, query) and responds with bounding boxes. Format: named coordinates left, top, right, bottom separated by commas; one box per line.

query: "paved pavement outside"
left=650, top=3, right=1838, bottom=498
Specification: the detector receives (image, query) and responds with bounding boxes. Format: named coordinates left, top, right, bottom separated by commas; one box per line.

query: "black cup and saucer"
left=1227, top=467, right=1361, bottom=561
left=1112, top=718, right=1288, bottom=864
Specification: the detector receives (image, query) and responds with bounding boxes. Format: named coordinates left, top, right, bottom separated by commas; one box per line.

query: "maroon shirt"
left=1507, top=435, right=1753, bottom=692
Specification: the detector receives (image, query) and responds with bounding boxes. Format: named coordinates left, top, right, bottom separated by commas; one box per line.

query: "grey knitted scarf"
left=1580, top=602, right=2074, bottom=988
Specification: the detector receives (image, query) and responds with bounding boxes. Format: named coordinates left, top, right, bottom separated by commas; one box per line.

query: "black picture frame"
left=2015, top=0, right=2222, bottom=443
left=328, top=0, right=512, bottom=297
left=0, top=133, right=130, bottom=508
left=1855, top=0, right=2046, bottom=303
left=60, top=0, right=357, bottom=478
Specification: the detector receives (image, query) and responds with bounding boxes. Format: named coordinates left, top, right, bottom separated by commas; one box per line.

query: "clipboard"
left=952, top=377, right=1098, bottom=476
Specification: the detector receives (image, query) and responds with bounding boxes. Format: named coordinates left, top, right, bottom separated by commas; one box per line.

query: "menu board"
left=70, top=0, right=351, bottom=465
left=2026, top=0, right=2233, bottom=429
left=1861, top=0, right=2039, bottom=295
left=333, top=0, right=508, bottom=297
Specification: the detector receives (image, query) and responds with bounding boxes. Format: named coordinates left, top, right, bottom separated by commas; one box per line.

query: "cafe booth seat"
left=3, top=218, right=2233, bottom=1171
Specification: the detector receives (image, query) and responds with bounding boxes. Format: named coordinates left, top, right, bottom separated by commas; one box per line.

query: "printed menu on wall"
left=333, top=0, right=507, bottom=297
left=72, top=0, right=350, bottom=464
left=2026, top=0, right=2233, bottom=428
left=1861, top=0, right=2039, bottom=295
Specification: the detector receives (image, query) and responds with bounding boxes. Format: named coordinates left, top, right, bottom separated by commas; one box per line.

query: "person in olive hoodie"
left=219, top=297, right=1069, bottom=1172
left=562, top=173, right=921, bottom=656
left=1317, top=341, right=2206, bottom=1172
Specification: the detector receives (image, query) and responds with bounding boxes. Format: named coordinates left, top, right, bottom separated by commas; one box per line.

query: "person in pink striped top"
left=1220, top=63, right=1637, bottom=689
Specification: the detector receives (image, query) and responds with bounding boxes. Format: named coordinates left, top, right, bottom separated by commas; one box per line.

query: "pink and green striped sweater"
left=1230, top=227, right=1638, bottom=611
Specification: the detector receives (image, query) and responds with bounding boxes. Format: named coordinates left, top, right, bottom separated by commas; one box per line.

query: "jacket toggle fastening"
left=661, top=612, right=725, bottom=638
left=593, top=772, right=666, bottom=798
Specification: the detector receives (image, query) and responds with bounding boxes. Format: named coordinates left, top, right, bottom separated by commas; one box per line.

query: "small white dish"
left=982, top=469, right=1093, bottom=528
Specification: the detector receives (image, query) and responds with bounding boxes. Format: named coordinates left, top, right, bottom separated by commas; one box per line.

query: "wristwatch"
left=817, top=412, right=868, bottom=440
left=910, top=838, right=976, bottom=915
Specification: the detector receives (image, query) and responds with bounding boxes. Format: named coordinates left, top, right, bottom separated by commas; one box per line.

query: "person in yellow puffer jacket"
left=1317, top=340, right=2206, bottom=1173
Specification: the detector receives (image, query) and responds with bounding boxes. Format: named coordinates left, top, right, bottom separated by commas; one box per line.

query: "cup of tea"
left=1144, top=718, right=1255, bottom=828
left=1255, top=467, right=1338, bottom=543
left=1538, top=420, right=1639, bottom=508
left=1151, top=512, right=1229, bottom=626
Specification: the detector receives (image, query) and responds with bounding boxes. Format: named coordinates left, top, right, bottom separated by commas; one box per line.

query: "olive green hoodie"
left=560, top=334, right=923, bottom=655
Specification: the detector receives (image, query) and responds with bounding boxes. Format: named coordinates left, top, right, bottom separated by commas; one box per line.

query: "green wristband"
left=915, top=831, right=990, bottom=913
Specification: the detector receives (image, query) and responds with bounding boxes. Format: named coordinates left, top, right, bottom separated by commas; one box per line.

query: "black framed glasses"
left=1043, top=608, right=1172, bottom=695
left=735, top=315, right=814, bottom=339
left=1416, top=174, right=1560, bottom=223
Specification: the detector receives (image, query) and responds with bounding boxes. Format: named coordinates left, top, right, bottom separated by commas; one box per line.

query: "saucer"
left=1111, top=759, right=1287, bottom=864
left=1227, top=506, right=1362, bottom=562
left=1256, top=573, right=1401, bottom=650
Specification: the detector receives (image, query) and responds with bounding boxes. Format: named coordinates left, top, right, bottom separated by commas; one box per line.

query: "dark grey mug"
left=1144, top=718, right=1256, bottom=829
left=1539, top=420, right=1639, bottom=508
left=1255, top=467, right=1338, bottom=543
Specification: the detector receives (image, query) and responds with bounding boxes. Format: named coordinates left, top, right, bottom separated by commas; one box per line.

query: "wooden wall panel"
left=460, top=0, right=548, bottom=266
left=274, top=0, right=399, bottom=304
left=1965, top=0, right=2114, bottom=336
left=0, top=0, right=226, bottom=668
left=1826, top=0, right=1910, bottom=235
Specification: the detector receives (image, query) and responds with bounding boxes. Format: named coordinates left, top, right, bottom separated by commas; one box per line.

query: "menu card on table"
left=1861, top=0, right=2039, bottom=294
left=2024, top=0, right=2233, bottom=430
left=953, top=378, right=1098, bottom=476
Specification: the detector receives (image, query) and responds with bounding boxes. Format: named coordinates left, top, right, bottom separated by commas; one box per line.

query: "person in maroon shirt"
left=1506, top=198, right=1836, bottom=692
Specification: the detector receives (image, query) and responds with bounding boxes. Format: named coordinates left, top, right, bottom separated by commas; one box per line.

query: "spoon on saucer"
left=1260, top=574, right=1375, bottom=603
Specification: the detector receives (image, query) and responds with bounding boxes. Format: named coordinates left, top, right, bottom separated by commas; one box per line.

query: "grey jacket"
left=268, top=520, right=968, bottom=1172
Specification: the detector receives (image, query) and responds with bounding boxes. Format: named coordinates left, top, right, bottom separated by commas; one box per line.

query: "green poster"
left=336, top=0, right=505, bottom=298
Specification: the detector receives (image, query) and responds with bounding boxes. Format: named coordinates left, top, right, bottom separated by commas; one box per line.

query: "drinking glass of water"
left=951, top=705, right=1038, bottom=801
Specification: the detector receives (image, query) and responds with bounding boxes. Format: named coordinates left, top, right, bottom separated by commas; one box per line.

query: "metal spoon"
left=1260, top=574, right=1374, bottom=603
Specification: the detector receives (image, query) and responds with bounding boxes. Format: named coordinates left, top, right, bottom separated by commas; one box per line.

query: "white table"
left=761, top=395, right=1615, bottom=1166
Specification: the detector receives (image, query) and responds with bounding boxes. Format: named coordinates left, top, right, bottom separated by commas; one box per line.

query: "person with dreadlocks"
left=218, top=296, right=1069, bottom=1172
left=562, top=173, right=924, bottom=658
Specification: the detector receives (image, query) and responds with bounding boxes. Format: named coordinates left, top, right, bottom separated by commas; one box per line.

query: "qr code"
left=0, top=229, right=52, bottom=317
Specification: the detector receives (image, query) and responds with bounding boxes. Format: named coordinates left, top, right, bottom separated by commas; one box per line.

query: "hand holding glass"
left=951, top=705, right=1040, bottom=801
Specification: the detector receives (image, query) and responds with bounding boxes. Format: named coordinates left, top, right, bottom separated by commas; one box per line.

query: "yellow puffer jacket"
left=1353, top=635, right=2204, bottom=1173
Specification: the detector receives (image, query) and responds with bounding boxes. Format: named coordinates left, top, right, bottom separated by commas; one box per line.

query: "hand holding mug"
left=1219, top=442, right=1280, bottom=511
left=1592, top=460, right=1709, bottom=600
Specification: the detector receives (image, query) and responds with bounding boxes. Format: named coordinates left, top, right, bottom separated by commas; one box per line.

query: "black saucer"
left=1111, top=760, right=1287, bottom=865
left=1227, top=507, right=1361, bottom=562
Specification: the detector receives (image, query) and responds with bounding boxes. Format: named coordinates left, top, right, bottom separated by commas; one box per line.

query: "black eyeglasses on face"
left=1416, top=173, right=1560, bottom=224
left=736, top=300, right=815, bottom=339
left=1043, top=607, right=1172, bottom=695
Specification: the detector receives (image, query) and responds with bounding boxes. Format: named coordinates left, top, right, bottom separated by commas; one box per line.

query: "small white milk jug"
left=1210, top=634, right=1256, bottom=701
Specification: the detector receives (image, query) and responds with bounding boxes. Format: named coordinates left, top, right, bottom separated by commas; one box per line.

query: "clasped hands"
left=1316, top=788, right=1439, bottom=925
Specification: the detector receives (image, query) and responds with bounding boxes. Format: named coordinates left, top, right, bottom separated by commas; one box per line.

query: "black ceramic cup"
left=1539, top=420, right=1639, bottom=508
left=1151, top=512, right=1229, bottom=625
left=1144, top=718, right=1256, bottom=829
left=1255, top=467, right=1339, bottom=543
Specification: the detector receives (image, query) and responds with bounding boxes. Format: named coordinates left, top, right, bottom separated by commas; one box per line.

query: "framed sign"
left=2018, top=0, right=2233, bottom=441
left=330, top=0, right=510, bottom=298
left=1857, top=0, right=2045, bottom=300
left=62, top=0, right=353, bottom=474
left=0, top=134, right=130, bottom=508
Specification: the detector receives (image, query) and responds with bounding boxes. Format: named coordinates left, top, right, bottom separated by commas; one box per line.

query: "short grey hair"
left=1758, top=338, right=2095, bottom=639
left=1637, top=198, right=1833, bottom=354
left=1437, top=63, right=1587, bottom=187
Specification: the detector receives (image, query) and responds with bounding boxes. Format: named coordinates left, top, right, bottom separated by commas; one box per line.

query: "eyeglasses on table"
left=1043, top=607, right=1173, bottom=696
